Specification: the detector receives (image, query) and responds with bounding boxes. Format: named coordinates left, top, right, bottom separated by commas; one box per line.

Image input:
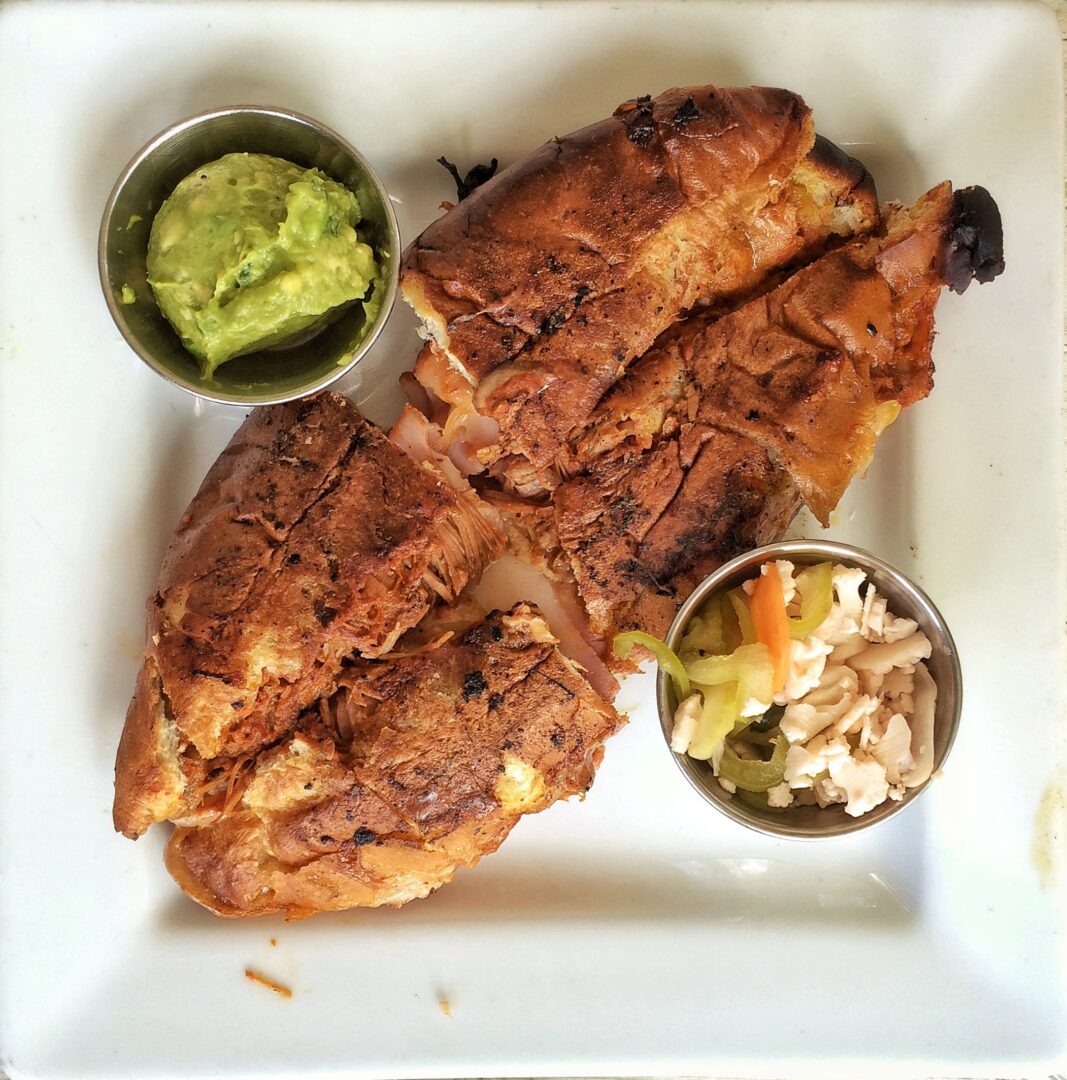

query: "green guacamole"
left=147, top=152, right=379, bottom=378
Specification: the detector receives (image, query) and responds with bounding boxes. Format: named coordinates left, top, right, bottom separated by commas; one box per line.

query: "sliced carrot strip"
left=750, top=567, right=790, bottom=693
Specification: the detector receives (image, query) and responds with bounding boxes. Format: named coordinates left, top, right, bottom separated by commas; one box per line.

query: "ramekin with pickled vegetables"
left=621, top=542, right=961, bottom=830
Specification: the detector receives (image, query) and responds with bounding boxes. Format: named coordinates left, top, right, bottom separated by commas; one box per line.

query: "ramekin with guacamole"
left=147, top=153, right=381, bottom=378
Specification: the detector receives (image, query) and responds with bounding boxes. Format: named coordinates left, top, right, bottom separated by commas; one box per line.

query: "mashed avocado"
left=147, top=153, right=379, bottom=377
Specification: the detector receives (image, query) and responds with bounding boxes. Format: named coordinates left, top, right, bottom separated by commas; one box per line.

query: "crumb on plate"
left=245, top=968, right=292, bottom=999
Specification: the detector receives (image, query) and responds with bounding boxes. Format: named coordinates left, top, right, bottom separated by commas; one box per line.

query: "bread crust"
left=549, top=181, right=1005, bottom=639
left=555, top=428, right=801, bottom=640
left=114, top=394, right=504, bottom=838
left=402, top=86, right=880, bottom=493
left=164, top=605, right=624, bottom=916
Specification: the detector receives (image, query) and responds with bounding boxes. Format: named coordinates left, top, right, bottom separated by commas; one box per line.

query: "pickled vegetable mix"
left=614, top=560, right=938, bottom=816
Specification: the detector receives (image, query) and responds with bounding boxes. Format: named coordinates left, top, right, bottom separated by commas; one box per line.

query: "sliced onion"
left=901, top=661, right=937, bottom=788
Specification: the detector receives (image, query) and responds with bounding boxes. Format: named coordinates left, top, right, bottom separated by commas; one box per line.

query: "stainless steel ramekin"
left=99, top=105, right=400, bottom=406
left=656, top=540, right=962, bottom=839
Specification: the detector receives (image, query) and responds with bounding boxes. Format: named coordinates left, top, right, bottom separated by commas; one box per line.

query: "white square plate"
left=1, top=1, right=1064, bottom=1077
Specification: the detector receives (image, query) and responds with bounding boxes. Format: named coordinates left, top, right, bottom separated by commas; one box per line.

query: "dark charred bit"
left=574, top=285, right=592, bottom=308
left=550, top=728, right=565, bottom=748
left=616, top=557, right=670, bottom=593
left=348, top=428, right=376, bottom=453
left=943, top=185, right=1005, bottom=294
left=540, top=308, right=568, bottom=336
left=230, top=699, right=245, bottom=710
left=619, top=94, right=656, bottom=147
left=287, top=551, right=302, bottom=565
left=313, top=601, right=338, bottom=627
left=808, top=134, right=878, bottom=206
left=673, top=96, right=700, bottom=126
left=462, top=670, right=489, bottom=700
left=464, top=617, right=510, bottom=648
left=866, top=323, right=878, bottom=336
left=191, top=667, right=230, bottom=682
left=437, top=155, right=499, bottom=201
left=487, top=691, right=504, bottom=711
left=352, top=827, right=377, bottom=846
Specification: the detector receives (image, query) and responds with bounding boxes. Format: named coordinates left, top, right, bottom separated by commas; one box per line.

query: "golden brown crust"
left=402, top=86, right=881, bottom=493
left=114, top=394, right=504, bottom=839
left=112, top=659, right=186, bottom=834
left=165, top=605, right=624, bottom=917
left=555, top=428, right=801, bottom=640
left=688, top=182, right=970, bottom=522
left=404, top=86, right=810, bottom=377
left=551, top=181, right=1005, bottom=639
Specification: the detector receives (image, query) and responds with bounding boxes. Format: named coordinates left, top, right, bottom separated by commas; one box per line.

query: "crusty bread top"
left=164, top=603, right=624, bottom=916
left=403, top=85, right=811, bottom=377
left=549, top=182, right=1005, bottom=640
left=114, top=393, right=504, bottom=838
left=402, top=86, right=881, bottom=494
left=555, top=428, right=801, bottom=641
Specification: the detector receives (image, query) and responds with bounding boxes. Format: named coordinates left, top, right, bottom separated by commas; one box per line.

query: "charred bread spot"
left=313, top=601, right=338, bottom=627
left=348, top=429, right=376, bottom=453
left=352, top=827, right=377, bottom=846
left=672, top=96, right=700, bottom=126
left=540, top=309, right=568, bottom=336
left=943, top=186, right=1005, bottom=293
left=461, top=623, right=490, bottom=647
left=808, top=134, right=878, bottom=206
left=618, top=94, right=656, bottom=147
left=191, top=668, right=232, bottom=683
left=462, top=671, right=488, bottom=700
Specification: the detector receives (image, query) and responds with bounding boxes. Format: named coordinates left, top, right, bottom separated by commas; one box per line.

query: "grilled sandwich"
left=165, top=604, right=623, bottom=917
left=402, top=85, right=879, bottom=495
left=553, top=183, right=1004, bottom=640
left=114, top=394, right=505, bottom=838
